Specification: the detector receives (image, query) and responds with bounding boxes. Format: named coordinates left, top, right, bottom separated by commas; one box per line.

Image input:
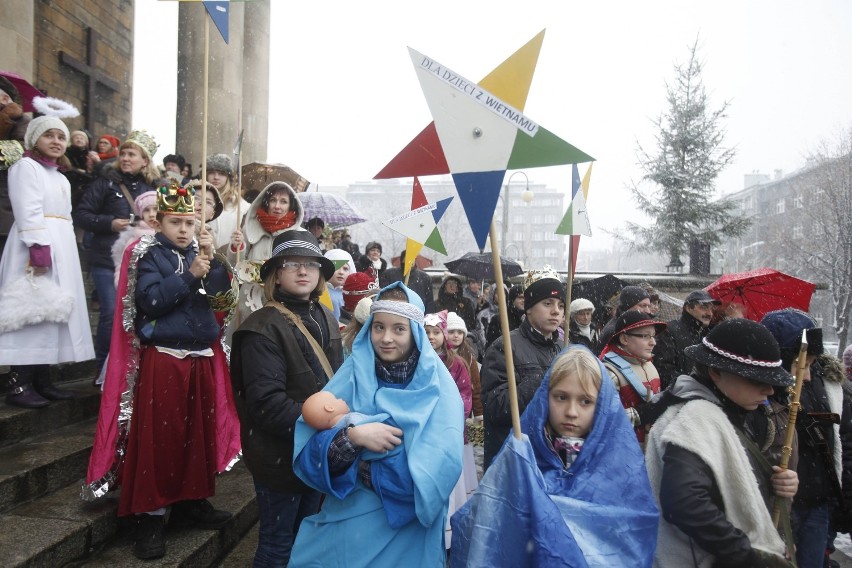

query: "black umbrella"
left=444, top=252, right=524, bottom=281
left=571, top=274, right=629, bottom=311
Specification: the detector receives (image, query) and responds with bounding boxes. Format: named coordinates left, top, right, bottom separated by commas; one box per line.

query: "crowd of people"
left=4, top=84, right=852, bottom=567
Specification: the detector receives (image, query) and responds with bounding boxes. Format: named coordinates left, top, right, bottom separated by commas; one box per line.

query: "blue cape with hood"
left=450, top=344, right=659, bottom=567
left=291, top=282, right=464, bottom=567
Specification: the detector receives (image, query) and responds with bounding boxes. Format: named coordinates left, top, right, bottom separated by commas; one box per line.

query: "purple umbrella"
left=0, top=71, right=45, bottom=113
left=296, top=191, right=366, bottom=228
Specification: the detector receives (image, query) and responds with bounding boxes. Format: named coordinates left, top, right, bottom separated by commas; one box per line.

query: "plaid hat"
left=684, top=319, right=793, bottom=386
left=609, top=310, right=667, bottom=345
left=446, top=312, right=468, bottom=336
left=342, top=271, right=379, bottom=313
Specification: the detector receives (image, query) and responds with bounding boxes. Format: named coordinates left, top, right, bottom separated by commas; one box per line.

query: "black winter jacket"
left=653, top=311, right=709, bottom=389
left=568, top=320, right=599, bottom=352
left=436, top=277, right=477, bottom=332
left=481, top=318, right=561, bottom=468
left=73, top=168, right=156, bottom=268
left=230, top=293, right=342, bottom=493
left=380, top=266, right=434, bottom=313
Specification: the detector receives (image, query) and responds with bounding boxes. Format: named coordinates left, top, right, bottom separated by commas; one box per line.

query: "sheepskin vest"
left=645, top=399, right=786, bottom=567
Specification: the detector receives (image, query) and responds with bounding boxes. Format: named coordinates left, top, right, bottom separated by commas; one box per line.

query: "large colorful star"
left=376, top=30, right=594, bottom=249
left=382, top=177, right=452, bottom=275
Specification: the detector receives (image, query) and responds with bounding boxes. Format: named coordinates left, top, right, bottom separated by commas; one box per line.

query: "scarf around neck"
left=256, top=208, right=297, bottom=234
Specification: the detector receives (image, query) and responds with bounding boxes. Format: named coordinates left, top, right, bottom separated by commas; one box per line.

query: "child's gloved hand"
left=229, top=229, right=244, bottom=252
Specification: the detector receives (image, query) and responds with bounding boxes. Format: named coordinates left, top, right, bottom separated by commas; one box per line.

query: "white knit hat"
left=446, top=312, right=468, bottom=336
left=353, top=296, right=373, bottom=324
left=324, top=248, right=356, bottom=275
left=569, top=298, right=595, bottom=315
left=24, top=116, right=69, bottom=151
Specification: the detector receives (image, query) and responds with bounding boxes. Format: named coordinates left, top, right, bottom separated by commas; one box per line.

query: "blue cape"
left=291, top=282, right=464, bottom=567
left=450, top=344, right=659, bottom=567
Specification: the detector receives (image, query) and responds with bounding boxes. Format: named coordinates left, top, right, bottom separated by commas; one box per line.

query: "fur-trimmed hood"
left=242, top=181, right=304, bottom=246
left=819, top=353, right=846, bottom=384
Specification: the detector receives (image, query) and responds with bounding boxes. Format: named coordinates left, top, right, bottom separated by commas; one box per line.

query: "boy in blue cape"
left=451, top=345, right=659, bottom=567
left=291, top=282, right=464, bottom=567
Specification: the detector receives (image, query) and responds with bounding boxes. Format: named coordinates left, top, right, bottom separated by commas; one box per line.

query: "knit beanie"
left=70, top=130, right=90, bottom=146
left=523, top=265, right=564, bottom=311
left=618, top=286, right=650, bottom=313
left=446, top=312, right=468, bottom=336
left=424, top=310, right=449, bottom=344
left=569, top=298, right=595, bottom=315
left=342, top=271, right=379, bottom=313
left=99, top=135, right=120, bottom=150
left=134, top=190, right=158, bottom=216
left=324, top=248, right=356, bottom=276
left=760, top=308, right=824, bottom=370
left=24, top=116, right=69, bottom=150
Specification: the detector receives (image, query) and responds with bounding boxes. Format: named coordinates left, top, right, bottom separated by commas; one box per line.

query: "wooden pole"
left=489, top=222, right=522, bottom=439
left=773, top=330, right=809, bottom=527
left=200, top=14, right=209, bottom=235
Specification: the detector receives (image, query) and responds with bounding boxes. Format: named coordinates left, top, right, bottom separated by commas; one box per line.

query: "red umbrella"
left=0, top=71, right=45, bottom=113
left=706, top=268, right=816, bottom=322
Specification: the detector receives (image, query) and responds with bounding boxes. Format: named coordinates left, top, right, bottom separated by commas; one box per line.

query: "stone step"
left=75, top=463, right=257, bottom=567
left=0, top=379, right=101, bottom=449
left=0, top=415, right=97, bottom=513
left=215, top=521, right=257, bottom=567
left=1, top=462, right=255, bottom=568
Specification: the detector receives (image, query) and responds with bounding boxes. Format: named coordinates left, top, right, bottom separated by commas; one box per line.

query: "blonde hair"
left=263, top=264, right=326, bottom=301
left=216, top=177, right=241, bottom=208
left=341, top=319, right=363, bottom=352
left=114, top=141, right=161, bottom=185
left=548, top=349, right=602, bottom=397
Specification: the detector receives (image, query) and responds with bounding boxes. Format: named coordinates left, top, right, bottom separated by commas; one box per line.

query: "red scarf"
left=256, top=209, right=297, bottom=234
left=98, top=148, right=118, bottom=161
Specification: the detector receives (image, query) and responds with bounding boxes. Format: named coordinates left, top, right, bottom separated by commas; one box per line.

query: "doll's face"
left=302, top=391, right=350, bottom=429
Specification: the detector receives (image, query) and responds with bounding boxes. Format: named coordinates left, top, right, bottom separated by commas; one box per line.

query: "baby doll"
left=302, top=390, right=389, bottom=432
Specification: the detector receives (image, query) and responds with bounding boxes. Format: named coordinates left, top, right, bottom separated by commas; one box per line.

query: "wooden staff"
left=199, top=14, right=210, bottom=240
left=489, top=221, right=522, bottom=439
left=773, top=329, right=809, bottom=527
left=564, top=236, right=574, bottom=339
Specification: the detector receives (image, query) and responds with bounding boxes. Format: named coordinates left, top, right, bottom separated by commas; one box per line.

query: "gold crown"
left=125, top=129, right=159, bottom=159
left=157, top=181, right=195, bottom=215
left=523, top=264, right=561, bottom=291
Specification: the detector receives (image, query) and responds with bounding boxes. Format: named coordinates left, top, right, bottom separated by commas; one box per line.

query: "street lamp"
left=501, top=171, right=534, bottom=257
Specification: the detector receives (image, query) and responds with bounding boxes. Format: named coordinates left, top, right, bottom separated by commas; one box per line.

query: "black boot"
left=170, top=499, right=232, bottom=530
left=5, top=366, right=49, bottom=408
left=32, top=365, right=74, bottom=401
left=133, top=514, right=166, bottom=560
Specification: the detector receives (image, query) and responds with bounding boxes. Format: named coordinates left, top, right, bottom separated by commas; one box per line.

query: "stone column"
left=240, top=0, right=271, bottom=165
left=0, top=0, right=35, bottom=80
left=176, top=3, right=245, bottom=173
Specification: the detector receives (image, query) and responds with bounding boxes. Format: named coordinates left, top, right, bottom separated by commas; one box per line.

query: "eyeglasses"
left=279, top=261, right=322, bottom=272
left=624, top=332, right=657, bottom=340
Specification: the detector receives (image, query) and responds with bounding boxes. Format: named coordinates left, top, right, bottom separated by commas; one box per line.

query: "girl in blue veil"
left=291, top=282, right=464, bottom=567
left=451, top=344, right=659, bottom=567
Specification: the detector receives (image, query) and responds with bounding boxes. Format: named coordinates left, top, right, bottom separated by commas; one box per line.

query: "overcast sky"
left=134, top=1, right=852, bottom=249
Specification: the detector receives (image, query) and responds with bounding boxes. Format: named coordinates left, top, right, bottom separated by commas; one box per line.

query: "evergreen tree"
left=628, top=40, right=749, bottom=268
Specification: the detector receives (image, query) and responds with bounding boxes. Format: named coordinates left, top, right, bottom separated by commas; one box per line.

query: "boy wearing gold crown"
left=84, top=182, right=240, bottom=560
